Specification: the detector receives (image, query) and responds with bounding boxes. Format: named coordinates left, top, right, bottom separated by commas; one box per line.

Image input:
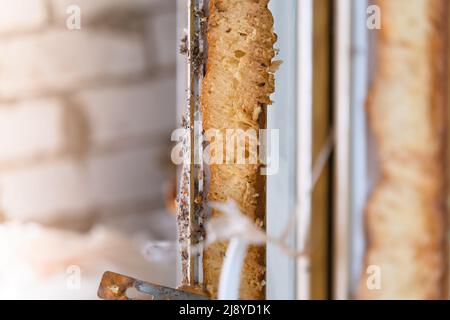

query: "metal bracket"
left=184, top=0, right=207, bottom=288
left=98, top=272, right=208, bottom=300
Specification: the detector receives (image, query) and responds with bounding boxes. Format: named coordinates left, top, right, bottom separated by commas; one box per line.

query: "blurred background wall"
left=0, top=0, right=179, bottom=299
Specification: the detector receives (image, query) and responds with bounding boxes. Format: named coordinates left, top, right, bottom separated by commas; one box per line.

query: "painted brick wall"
left=0, top=0, right=177, bottom=230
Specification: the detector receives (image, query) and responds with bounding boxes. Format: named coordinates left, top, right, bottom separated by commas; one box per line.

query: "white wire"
left=218, top=238, right=248, bottom=300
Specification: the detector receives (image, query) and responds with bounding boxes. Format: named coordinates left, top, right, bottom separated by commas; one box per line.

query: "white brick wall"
left=51, top=0, right=176, bottom=22
left=0, top=0, right=178, bottom=229
left=77, top=79, right=175, bottom=146
left=0, top=99, right=63, bottom=163
left=1, top=160, right=90, bottom=220
left=0, top=0, right=47, bottom=34
left=147, top=12, right=177, bottom=68
left=0, top=30, right=147, bottom=99
left=0, top=0, right=178, bottom=301
left=88, top=148, right=166, bottom=206
left=1, top=147, right=166, bottom=221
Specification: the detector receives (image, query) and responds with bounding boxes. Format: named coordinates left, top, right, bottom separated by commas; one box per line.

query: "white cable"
left=218, top=238, right=248, bottom=300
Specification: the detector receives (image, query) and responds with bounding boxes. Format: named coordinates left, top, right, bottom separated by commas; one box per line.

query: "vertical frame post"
left=296, top=0, right=314, bottom=300
left=333, top=0, right=352, bottom=300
